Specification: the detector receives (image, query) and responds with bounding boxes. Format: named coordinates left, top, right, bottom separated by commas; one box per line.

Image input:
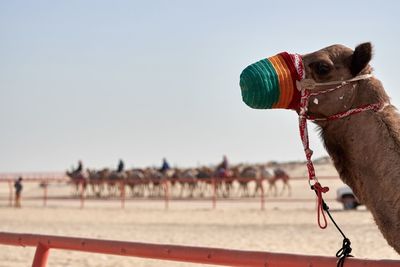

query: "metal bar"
left=163, top=180, right=169, bottom=210
left=43, top=182, right=48, bottom=207
left=260, top=181, right=265, bottom=211
left=80, top=181, right=85, bottom=209
left=212, top=178, right=217, bottom=209
left=8, top=181, right=13, bottom=207
left=0, top=232, right=398, bottom=267
left=32, top=243, right=49, bottom=267
left=120, top=180, right=125, bottom=209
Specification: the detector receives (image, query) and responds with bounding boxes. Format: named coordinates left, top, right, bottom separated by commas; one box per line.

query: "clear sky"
left=1, top=0, right=399, bottom=172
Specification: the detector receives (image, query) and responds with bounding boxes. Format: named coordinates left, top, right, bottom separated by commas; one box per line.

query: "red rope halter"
left=297, top=74, right=384, bottom=229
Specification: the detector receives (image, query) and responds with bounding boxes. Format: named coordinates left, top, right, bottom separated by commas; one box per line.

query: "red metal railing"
left=0, top=232, right=399, bottom=267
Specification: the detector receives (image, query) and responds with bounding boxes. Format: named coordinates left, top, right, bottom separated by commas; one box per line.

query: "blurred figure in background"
left=14, top=177, right=23, bottom=208
left=216, top=155, right=229, bottom=178
left=160, top=158, right=171, bottom=174
left=74, top=160, right=83, bottom=175
left=117, top=159, right=125, bottom=173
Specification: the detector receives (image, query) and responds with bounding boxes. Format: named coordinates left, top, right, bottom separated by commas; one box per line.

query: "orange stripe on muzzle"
left=268, top=54, right=295, bottom=108
left=276, top=54, right=295, bottom=108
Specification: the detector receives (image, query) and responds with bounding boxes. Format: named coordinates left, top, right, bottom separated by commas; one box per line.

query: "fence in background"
left=0, top=175, right=341, bottom=210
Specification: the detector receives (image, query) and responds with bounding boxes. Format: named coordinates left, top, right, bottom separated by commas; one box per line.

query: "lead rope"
left=298, top=89, right=353, bottom=267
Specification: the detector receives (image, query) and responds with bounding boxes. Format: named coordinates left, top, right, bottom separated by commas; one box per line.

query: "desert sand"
left=0, top=162, right=399, bottom=266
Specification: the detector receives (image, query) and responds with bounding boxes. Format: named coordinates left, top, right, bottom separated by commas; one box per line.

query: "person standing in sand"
left=14, top=177, right=23, bottom=208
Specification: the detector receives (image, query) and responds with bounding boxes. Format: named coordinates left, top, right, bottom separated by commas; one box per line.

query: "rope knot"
left=312, top=182, right=329, bottom=193
left=336, top=238, right=353, bottom=267
left=305, top=148, right=313, bottom=157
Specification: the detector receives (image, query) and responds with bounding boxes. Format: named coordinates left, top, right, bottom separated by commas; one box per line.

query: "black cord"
left=323, top=201, right=353, bottom=267
left=311, top=186, right=353, bottom=267
left=335, top=238, right=353, bottom=267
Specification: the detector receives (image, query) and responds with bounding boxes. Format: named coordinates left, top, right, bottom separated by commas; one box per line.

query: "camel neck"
left=318, top=106, right=400, bottom=253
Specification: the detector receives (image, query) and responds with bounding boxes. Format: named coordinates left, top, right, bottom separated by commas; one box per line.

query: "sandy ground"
left=0, top=164, right=399, bottom=266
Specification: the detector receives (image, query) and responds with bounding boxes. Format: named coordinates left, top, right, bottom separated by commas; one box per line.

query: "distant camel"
left=265, top=168, right=291, bottom=197
left=66, top=170, right=87, bottom=195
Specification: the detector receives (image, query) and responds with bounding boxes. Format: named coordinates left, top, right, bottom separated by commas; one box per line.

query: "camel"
left=264, top=168, right=291, bottom=197
left=125, top=169, right=146, bottom=197
left=172, top=168, right=198, bottom=198
left=196, top=167, right=214, bottom=197
left=301, top=42, right=400, bottom=254
left=66, top=169, right=87, bottom=196
left=143, top=167, right=165, bottom=197
left=86, top=169, right=106, bottom=197
left=233, top=165, right=258, bottom=197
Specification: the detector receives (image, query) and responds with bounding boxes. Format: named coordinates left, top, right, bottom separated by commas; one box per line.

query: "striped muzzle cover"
left=240, top=52, right=305, bottom=110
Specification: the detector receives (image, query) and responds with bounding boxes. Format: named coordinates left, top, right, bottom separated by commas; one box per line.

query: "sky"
left=1, top=0, right=399, bottom=172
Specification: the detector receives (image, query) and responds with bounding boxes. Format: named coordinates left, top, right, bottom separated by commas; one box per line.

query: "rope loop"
left=311, top=182, right=329, bottom=229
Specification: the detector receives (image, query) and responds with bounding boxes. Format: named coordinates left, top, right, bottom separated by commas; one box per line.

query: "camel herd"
left=66, top=165, right=291, bottom=199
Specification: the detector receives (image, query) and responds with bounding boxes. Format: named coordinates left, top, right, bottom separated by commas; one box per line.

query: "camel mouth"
left=239, top=52, right=303, bottom=110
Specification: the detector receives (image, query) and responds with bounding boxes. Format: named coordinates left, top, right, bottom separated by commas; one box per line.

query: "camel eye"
left=312, top=62, right=332, bottom=76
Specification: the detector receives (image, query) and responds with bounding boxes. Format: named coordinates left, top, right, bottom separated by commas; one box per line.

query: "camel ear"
left=351, top=42, right=372, bottom=76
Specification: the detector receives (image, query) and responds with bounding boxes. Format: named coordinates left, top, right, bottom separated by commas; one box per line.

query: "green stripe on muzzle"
left=240, top=58, right=280, bottom=109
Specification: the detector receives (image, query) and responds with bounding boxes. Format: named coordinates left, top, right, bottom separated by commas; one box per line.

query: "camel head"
left=303, top=43, right=372, bottom=82
left=301, top=43, right=385, bottom=122
left=239, top=42, right=388, bottom=117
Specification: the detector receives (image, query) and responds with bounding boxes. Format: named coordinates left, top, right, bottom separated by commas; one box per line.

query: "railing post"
left=43, top=181, right=48, bottom=207
left=120, top=180, right=125, bottom=209
left=212, top=177, right=216, bottom=209
left=32, top=243, right=49, bottom=267
left=8, top=180, right=13, bottom=207
left=260, top=179, right=265, bottom=211
left=163, top=179, right=169, bottom=210
left=80, top=181, right=85, bottom=209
